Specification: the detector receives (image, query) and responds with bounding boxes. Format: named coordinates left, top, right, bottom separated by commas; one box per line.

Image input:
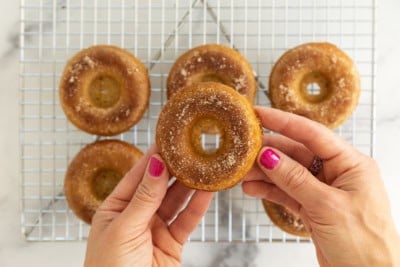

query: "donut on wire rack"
left=64, top=140, right=143, bottom=224
left=59, top=45, right=150, bottom=136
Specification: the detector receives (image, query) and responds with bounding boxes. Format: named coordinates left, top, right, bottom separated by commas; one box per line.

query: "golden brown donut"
left=269, top=42, right=360, bottom=129
left=262, top=200, right=310, bottom=237
left=167, top=44, right=257, bottom=102
left=156, top=82, right=262, bottom=191
left=59, top=45, right=150, bottom=136
left=64, top=140, right=143, bottom=224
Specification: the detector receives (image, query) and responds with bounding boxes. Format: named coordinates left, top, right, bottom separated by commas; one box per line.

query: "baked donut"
left=64, top=140, right=143, bottom=224
left=268, top=42, right=360, bottom=129
left=167, top=44, right=257, bottom=102
left=156, top=82, right=262, bottom=191
left=59, top=45, right=150, bottom=136
left=262, top=200, right=310, bottom=237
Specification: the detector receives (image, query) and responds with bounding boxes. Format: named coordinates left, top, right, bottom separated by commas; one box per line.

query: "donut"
left=262, top=200, right=310, bottom=237
left=167, top=44, right=257, bottom=102
left=64, top=140, right=143, bottom=224
left=156, top=82, right=262, bottom=191
left=268, top=42, right=360, bottom=129
left=59, top=45, right=150, bottom=136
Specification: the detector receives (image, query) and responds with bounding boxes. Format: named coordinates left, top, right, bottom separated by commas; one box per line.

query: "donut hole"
left=89, top=75, right=121, bottom=108
left=300, top=72, right=331, bottom=103
left=191, top=118, right=224, bottom=155
left=194, top=73, right=234, bottom=89
left=201, top=133, right=221, bottom=153
left=306, top=83, right=321, bottom=95
left=91, top=169, right=123, bottom=200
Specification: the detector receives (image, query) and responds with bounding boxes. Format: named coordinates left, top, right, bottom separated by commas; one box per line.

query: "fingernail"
left=149, top=157, right=164, bottom=177
left=260, top=149, right=280, bottom=170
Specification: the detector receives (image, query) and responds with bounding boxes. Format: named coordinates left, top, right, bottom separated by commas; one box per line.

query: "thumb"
left=257, top=147, right=331, bottom=208
left=121, top=154, right=169, bottom=227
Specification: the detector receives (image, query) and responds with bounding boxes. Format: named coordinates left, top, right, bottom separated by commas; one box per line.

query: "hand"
left=84, top=146, right=213, bottom=267
left=243, top=107, right=400, bottom=267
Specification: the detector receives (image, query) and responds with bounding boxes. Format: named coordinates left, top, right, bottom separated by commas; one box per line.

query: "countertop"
left=1, top=0, right=399, bottom=266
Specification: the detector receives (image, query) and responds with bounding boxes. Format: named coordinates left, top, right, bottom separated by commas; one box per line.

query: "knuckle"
left=134, top=181, right=158, bottom=204
left=358, top=156, right=380, bottom=175
left=368, top=158, right=379, bottom=170
left=283, top=165, right=308, bottom=192
left=184, top=204, right=204, bottom=219
left=91, top=212, right=101, bottom=224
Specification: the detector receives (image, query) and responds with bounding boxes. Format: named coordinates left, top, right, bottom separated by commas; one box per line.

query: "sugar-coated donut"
left=269, top=42, right=360, bottom=129
left=167, top=44, right=257, bottom=102
left=59, top=45, right=150, bottom=136
left=64, top=140, right=143, bottom=224
left=262, top=200, right=310, bottom=237
left=156, top=82, right=262, bottom=191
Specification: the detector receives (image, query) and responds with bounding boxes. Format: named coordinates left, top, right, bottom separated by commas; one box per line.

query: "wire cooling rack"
left=20, top=0, right=376, bottom=241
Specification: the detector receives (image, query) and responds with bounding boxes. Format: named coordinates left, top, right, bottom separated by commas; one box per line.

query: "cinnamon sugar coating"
left=59, top=45, right=150, bottom=136
left=167, top=44, right=257, bottom=102
left=268, top=42, right=360, bottom=129
left=156, top=82, right=262, bottom=191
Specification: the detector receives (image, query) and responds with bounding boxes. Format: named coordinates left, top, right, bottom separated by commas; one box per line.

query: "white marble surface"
left=1, top=0, right=399, bottom=266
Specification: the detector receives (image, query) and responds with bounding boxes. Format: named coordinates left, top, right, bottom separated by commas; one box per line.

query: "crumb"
left=83, top=55, right=96, bottom=68
left=338, top=78, right=345, bottom=88
left=234, top=75, right=247, bottom=90
left=226, top=154, right=236, bottom=167
left=180, top=68, right=188, bottom=77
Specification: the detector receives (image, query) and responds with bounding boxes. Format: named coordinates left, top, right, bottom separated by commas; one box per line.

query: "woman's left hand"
left=84, top=146, right=213, bottom=267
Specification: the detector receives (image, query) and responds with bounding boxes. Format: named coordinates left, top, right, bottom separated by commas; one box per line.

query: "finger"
left=244, top=165, right=273, bottom=183
left=242, top=181, right=300, bottom=213
left=119, top=154, right=169, bottom=228
left=169, top=191, right=213, bottom=244
left=262, top=134, right=327, bottom=183
left=257, top=147, right=333, bottom=208
left=244, top=133, right=315, bottom=183
left=157, top=181, right=194, bottom=223
left=103, top=145, right=158, bottom=211
left=262, top=133, right=314, bottom=167
left=255, top=107, right=352, bottom=160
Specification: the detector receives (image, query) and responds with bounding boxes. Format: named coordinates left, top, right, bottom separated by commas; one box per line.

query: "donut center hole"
left=201, top=133, right=221, bottom=153
left=191, top=118, right=224, bottom=155
left=306, top=83, right=321, bottom=95
left=89, top=75, right=121, bottom=108
left=194, top=74, right=234, bottom=88
left=300, top=72, right=331, bottom=103
left=199, top=74, right=226, bottom=84
left=91, top=169, right=123, bottom=201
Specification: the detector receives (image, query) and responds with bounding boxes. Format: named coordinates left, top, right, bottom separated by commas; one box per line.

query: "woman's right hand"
left=243, top=107, right=400, bottom=267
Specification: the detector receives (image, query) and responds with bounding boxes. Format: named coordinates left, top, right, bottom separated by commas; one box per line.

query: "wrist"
left=390, top=232, right=400, bottom=266
left=380, top=228, right=400, bottom=267
left=364, top=227, right=400, bottom=267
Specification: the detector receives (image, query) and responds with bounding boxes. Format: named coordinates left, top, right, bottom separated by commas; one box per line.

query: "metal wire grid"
left=19, top=0, right=376, bottom=242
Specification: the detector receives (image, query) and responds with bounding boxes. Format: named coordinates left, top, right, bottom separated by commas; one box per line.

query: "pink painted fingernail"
left=149, top=157, right=164, bottom=177
left=260, top=149, right=280, bottom=170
